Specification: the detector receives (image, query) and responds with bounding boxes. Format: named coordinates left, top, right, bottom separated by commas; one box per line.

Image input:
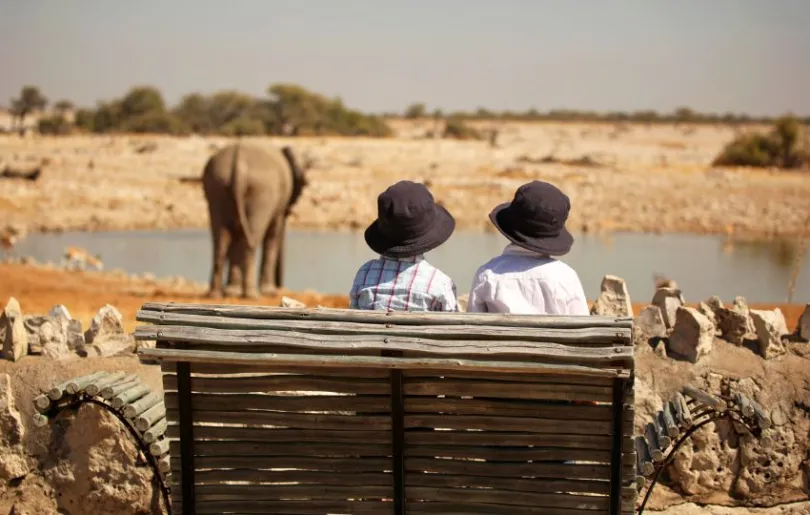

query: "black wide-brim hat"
left=365, top=180, right=456, bottom=258
left=489, top=180, right=574, bottom=256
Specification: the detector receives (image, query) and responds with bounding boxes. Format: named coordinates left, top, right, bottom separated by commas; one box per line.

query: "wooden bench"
left=135, top=302, right=637, bottom=515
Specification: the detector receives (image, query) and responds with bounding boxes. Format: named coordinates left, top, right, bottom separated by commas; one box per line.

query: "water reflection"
left=8, top=229, right=810, bottom=304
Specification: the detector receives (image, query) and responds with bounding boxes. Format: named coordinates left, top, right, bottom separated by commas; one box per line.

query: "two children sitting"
left=350, top=179, right=588, bottom=315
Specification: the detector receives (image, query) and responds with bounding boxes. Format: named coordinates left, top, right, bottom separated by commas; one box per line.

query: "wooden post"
left=609, top=377, right=627, bottom=515
left=382, top=349, right=405, bottom=515
left=175, top=342, right=195, bottom=515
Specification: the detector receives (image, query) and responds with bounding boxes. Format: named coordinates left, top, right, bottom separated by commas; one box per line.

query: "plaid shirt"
left=349, top=255, right=458, bottom=312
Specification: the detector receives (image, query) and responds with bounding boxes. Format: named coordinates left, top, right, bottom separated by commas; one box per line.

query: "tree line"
left=8, top=84, right=392, bottom=137
left=5, top=84, right=809, bottom=139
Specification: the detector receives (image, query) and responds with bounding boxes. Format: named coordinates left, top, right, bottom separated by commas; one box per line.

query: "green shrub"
left=121, top=112, right=189, bottom=135
left=443, top=117, right=481, bottom=140
left=38, top=114, right=71, bottom=135
left=713, top=115, right=808, bottom=169
left=217, top=116, right=266, bottom=136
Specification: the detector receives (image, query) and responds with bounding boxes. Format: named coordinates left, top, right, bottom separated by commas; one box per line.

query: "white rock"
left=0, top=373, right=30, bottom=481
left=457, top=293, right=469, bottom=313
left=1, top=297, right=28, bottom=361
left=651, top=287, right=684, bottom=329
left=85, top=304, right=124, bottom=344
left=667, top=307, right=714, bottom=363
left=48, top=304, right=72, bottom=321
left=633, top=305, right=667, bottom=347
left=281, top=296, right=306, bottom=309
left=750, top=309, right=788, bottom=359
left=590, top=275, right=633, bottom=317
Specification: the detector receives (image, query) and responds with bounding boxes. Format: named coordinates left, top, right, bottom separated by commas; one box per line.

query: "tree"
left=10, top=85, right=48, bottom=127
left=267, top=83, right=330, bottom=135
left=54, top=99, right=74, bottom=114
left=119, top=86, right=166, bottom=118
left=404, top=103, right=426, bottom=119
left=173, top=93, right=214, bottom=134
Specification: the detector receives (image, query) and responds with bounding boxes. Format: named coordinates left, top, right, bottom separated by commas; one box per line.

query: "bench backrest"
left=136, top=302, right=636, bottom=515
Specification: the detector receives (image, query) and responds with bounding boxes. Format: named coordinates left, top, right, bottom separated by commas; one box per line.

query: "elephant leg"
left=232, top=233, right=259, bottom=299
left=259, top=216, right=285, bottom=296
left=224, top=241, right=243, bottom=297
left=207, top=224, right=231, bottom=298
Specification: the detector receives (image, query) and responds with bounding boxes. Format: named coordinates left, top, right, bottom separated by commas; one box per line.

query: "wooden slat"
left=404, top=414, right=613, bottom=434
left=173, top=440, right=391, bottom=457
left=193, top=483, right=392, bottom=501
left=188, top=455, right=390, bottom=472
left=139, top=325, right=633, bottom=360
left=184, top=469, right=392, bottom=486
left=405, top=458, right=609, bottom=481
left=164, top=392, right=390, bottom=413
left=190, top=500, right=391, bottom=515
left=167, top=425, right=391, bottom=443
left=404, top=378, right=613, bottom=402
left=162, top=374, right=389, bottom=394
left=166, top=408, right=391, bottom=430
left=403, top=370, right=614, bottom=385
left=136, top=312, right=631, bottom=345
left=404, top=445, right=611, bottom=462
left=404, top=397, right=613, bottom=419
left=407, top=486, right=607, bottom=511
left=405, top=472, right=610, bottom=495
left=406, top=431, right=633, bottom=451
left=187, top=363, right=390, bottom=378
left=137, top=301, right=633, bottom=328
left=142, top=348, right=629, bottom=378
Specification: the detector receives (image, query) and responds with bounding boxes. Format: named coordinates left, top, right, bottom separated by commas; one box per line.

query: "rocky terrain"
left=1, top=120, right=809, bottom=239
left=0, top=263, right=808, bottom=513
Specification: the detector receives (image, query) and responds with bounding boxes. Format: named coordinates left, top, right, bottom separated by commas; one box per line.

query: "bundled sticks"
left=31, top=371, right=170, bottom=482
left=634, top=385, right=771, bottom=487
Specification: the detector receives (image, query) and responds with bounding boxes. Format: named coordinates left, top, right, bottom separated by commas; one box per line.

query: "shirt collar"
left=380, top=254, right=425, bottom=263
left=502, top=244, right=552, bottom=259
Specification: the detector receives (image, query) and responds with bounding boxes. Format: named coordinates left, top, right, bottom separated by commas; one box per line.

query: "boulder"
left=797, top=303, right=810, bottom=342
left=90, top=335, right=136, bottom=358
left=1, top=297, right=28, bottom=361
left=667, top=307, right=714, bottom=363
left=280, top=296, right=306, bottom=309
left=0, top=373, right=29, bottom=481
left=85, top=304, right=125, bottom=344
left=715, top=307, right=749, bottom=345
left=590, top=275, right=633, bottom=317
left=705, top=295, right=724, bottom=312
left=39, top=319, right=73, bottom=360
left=732, top=296, right=756, bottom=334
left=633, top=305, right=667, bottom=347
left=697, top=301, right=717, bottom=331
left=750, top=309, right=788, bottom=359
left=651, top=287, right=684, bottom=329
left=47, top=304, right=84, bottom=350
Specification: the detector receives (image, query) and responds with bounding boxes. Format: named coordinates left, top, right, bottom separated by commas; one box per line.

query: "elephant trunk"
left=281, top=146, right=308, bottom=214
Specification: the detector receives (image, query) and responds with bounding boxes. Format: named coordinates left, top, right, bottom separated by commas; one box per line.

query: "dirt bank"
left=1, top=121, right=809, bottom=239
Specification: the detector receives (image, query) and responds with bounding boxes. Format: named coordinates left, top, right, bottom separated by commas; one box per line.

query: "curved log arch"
left=34, top=374, right=172, bottom=515
left=635, top=388, right=766, bottom=515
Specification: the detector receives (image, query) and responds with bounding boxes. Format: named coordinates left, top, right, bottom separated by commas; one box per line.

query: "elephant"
left=202, top=142, right=309, bottom=299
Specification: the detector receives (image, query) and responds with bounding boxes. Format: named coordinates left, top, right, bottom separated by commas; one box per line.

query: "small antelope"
left=63, top=246, right=104, bottom=271
left=1, top=224, right=26, bottom=258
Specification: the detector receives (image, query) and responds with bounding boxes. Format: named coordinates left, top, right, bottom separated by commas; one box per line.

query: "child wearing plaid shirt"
left=350, top=181, right=458, bottom=312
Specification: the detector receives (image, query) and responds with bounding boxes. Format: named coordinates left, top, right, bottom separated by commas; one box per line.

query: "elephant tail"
left=231, top=144, right=258, bottom=249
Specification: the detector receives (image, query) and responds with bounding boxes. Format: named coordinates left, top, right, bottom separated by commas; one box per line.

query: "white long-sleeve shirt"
left=467, top=244, right=589, bottom=315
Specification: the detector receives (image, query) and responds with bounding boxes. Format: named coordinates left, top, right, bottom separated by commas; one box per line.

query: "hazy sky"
left=2, top=0, right=809, bottom=115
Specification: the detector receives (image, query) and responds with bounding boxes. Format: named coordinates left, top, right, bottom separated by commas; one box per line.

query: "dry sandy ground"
left=1, top=120, right=808, bottom=238
left=0, top=262, right=805, bottom=333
